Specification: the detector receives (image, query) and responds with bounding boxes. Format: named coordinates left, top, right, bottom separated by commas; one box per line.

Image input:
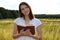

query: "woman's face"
left=20, top=5, right=30, bottom=16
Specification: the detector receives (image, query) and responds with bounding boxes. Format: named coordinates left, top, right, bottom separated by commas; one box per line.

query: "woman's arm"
left=12, top=23, right=21, bottom=39
left=36, top=25, right=42, bottom=40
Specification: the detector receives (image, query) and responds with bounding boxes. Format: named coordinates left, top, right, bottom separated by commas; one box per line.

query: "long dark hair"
left=19, top=2, right=34, bottom=20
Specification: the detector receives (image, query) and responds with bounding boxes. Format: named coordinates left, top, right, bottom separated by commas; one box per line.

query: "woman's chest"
left=17, top=20, right=34, bottom=27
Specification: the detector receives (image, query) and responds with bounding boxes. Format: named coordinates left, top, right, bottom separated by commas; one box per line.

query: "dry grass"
left=0, top=18, right=60, bottom=40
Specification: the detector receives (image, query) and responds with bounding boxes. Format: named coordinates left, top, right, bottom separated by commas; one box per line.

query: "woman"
left=12, top=2, right=42, bottom=40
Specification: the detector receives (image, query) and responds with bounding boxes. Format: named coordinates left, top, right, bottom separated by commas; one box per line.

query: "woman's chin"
left=24, top=14, right=29, bottom=16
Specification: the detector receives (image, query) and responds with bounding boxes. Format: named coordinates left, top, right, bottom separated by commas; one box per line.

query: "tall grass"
left=0, top=18, right=60, bottom=40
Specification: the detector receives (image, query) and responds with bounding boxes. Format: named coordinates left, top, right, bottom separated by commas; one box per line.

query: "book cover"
left=17, top=25, right=35, bottom=35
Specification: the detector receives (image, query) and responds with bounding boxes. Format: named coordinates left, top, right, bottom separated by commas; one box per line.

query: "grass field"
left=0, top=18, right=60, bottom=40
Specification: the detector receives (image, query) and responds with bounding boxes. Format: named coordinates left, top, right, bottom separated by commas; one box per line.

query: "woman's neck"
left=24, top=16, right=30, bottom=24
left=25, top=16, right=30, bottom=20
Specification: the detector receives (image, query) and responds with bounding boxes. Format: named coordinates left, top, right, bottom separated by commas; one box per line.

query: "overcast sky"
left=0, top=0, right=60, bottom=14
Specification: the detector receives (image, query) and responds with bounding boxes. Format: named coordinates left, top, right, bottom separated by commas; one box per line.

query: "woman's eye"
left=21, top=8, right=24, bottom=10
left=21, top=7, right=28, bottom=10
left=25, top=7, right=28, bottom=8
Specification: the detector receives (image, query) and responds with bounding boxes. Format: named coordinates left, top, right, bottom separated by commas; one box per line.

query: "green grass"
left=0, top=18, right=60, bottom=40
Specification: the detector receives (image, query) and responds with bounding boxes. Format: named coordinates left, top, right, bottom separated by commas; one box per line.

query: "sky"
left=0, top=0, right=60, bottom=14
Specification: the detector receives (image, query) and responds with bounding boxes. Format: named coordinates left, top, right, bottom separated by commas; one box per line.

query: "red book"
left=17, top=25, right=35, bottom=35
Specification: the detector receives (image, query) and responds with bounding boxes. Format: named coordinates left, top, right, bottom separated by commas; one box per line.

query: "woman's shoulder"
left=14, top=17, right=23, bottom=23
left=32, top=18, right=41, bottom=22
left=32, top=18, right=42, bottom=27
left=14, top=17, right=20, bottom=21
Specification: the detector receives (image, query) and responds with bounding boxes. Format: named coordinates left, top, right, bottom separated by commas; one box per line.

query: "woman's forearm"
left=37, top=33, right=42, bottom=40
left=13, top=33, right=21, bottom=39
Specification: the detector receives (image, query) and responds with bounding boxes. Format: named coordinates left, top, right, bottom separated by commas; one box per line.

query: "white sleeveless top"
left=14, top=17, right=42, bottom=31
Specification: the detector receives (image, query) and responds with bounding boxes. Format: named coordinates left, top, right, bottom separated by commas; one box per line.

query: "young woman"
left=12, top=2, right=42, bottom=40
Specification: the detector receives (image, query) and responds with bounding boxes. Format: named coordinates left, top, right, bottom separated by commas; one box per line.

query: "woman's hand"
left=19, top=29, right=32, bottom=36
left=19, top=29, right=25, bottom=36
left=23, top=29, right=32, bottom=36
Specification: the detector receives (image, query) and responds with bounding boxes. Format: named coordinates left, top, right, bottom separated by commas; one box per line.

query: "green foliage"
left=0, top=7, right=60, bottom=19
left=0, top=7, right=19, bottom=19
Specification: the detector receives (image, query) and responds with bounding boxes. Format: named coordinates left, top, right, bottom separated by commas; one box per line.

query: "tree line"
left=0, top=7, right=60, bottom=19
